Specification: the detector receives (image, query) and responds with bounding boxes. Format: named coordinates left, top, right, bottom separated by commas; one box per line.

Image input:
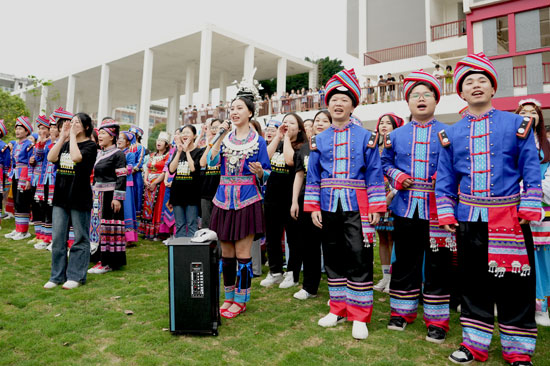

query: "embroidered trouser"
left=390, top=215, right=452, bottom=331
left=13, top=178, right=32, bottom=233
left=321, top=206, right=373, bottom=323
left=457, top=221, right=537, bottom=363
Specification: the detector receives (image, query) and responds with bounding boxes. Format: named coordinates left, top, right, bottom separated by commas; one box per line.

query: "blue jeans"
left=173, top=204, right=198, bottom=238
left=50, top=206, right=91, bottom=284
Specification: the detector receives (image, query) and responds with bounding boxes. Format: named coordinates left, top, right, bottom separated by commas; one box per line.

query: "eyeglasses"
left=409, top=92, right=434, bottom=100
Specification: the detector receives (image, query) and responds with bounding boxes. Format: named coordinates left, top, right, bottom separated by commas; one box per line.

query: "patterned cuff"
left=519, top=187, right=543, bottom=221
left=113, top=190, right=126, bottom=201
left=386, top=168, right=411, bottom=190
left=115, top=167, right=127, bottom=177
left=304, top=184, right=321, bottom=212
left=367, top=184, right=387, bottom=213
left=436, top=196, right=458, bottom=225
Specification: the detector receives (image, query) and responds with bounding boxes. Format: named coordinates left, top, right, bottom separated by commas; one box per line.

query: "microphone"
left=209, top=120, right=231, bottom=147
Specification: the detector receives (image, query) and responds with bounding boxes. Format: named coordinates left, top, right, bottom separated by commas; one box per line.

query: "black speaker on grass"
left=166, top=236, right=220, bottom=335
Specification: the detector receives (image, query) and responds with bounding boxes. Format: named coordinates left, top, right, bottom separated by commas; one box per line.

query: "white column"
left=308, top=67, right=318, bottom=89
left=185, top=65, right=195, bottom=107
left=198, top=28, right=212, bottom=106
left=138, top=48, right=154, bottom=143
left=75, top=93, right=82, bottom=113
left=219, top=71, right=227, bottom=103
left=243, top=45, right=255, bottom=80
left=135, top=89, right=141, bottom=124
left=66, top=75, right=76, bottom=112
left=20, top=91, right=27, bottom=102
left=277, top=57, right=287, bottom=96
left=97, top=64, right=110, bottom=122
left=358, top=0, right=367, bottom=62
left=39, top=85, right=49, bottom=115
left=167, top=82, right=180, bottom=135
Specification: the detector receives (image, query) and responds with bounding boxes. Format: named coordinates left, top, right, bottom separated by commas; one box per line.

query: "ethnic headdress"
left=16, top=116, right=33, bottom=133
left=403, top=70, right=441, bottom=103
left=325, top=68, right=361, bottom=107
left=454, top=52, right=498, bottom=95
left=36, top=115, right=50, bottom=129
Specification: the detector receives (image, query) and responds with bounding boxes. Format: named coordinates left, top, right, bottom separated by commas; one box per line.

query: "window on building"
left=541, top=7, right=550, bottom=48
left=496, top=16, right=509, bottom=55
left=512, top=55, right=527, bottom=87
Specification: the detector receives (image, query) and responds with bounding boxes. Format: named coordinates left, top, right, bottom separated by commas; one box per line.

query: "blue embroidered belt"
left=320, top=178, right=366, bottom=190
left=220, top=175, right=255, bottom=186
left=408, top=181, right=434, bottom=193
left=459, top=193, right=520, bottom=208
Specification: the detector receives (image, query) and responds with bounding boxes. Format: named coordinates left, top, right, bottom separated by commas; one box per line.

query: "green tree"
left=0, top=90, right=30, bottom=142
left=314, top=56, right=344, bottom=87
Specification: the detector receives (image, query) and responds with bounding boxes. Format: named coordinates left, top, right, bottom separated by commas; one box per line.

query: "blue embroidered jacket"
left=435, top=109, right=542, bottom=224
left=304, top=120, right=386, bottom=213
left=207, top=130, right=271, bottom=210
left=381, top=120, right=446, bottom=219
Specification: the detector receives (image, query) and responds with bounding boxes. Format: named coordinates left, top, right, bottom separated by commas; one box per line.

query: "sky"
left=0, top=0, right=360, bottom=80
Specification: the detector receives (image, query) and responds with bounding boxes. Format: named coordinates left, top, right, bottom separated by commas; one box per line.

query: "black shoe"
left=387, top=316, right=407, bottom=331
left=448, top=345, right=474, bottom=364
left=426, top=325, right=446, bottom=344
left=510, top=362, right=533, bottom=366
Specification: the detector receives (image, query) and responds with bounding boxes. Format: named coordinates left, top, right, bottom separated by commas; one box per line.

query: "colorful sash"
left=409, top=181, right=456, bottom=252
left=459, top=193, right=530, bottom=277
left=320, top=178, right=375, bottom=246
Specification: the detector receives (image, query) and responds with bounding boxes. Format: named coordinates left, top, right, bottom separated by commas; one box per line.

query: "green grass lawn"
left=0, top=218, right=549, bottom=366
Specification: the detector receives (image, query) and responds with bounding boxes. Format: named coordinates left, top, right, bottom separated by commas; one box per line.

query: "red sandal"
left=220, top=300, right=233, bottom=313
left=220, top=302, right=246, bottom=319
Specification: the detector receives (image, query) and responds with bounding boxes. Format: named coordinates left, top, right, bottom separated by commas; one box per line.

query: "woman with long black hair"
left=261, top=112, right=307, bottom=289
left=208, top=88, right=271, bottom=319
left=88, top=120, right=127, bottom=274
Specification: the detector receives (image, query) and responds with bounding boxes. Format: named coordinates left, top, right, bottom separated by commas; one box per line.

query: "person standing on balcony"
left=445, top=65, right=454, bottom=95
left=381, top=70, right=456, bottom=344
left=514, top=99, right=550, bottom=328
left=432, top=64, right=445, bottom=91
left=386, top=73, right=396, bottom=101
left=437, top=53, right=541, bottom=366
left=377, top=75, right=386, bottom=103
left=305, top=68, right=386, bottom=340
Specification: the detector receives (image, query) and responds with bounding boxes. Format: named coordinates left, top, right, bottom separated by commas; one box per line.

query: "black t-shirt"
left=294, top=143, right=310, bottom=200
left=169, top=147, right=204, bottom=206
left=264, top=141, right=296, bottom=205
left=53, top=140, right=98, bottom=211
left=387, top=76, right=396, bottom=91
left=201, top=163, right=221, bottom=200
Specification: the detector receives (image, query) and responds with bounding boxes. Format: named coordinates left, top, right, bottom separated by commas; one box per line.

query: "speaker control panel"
left=190, top=262, right=204, bottom=298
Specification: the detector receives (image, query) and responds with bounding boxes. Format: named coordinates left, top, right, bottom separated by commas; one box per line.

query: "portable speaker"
left=166, top=237, right=220, bottom=335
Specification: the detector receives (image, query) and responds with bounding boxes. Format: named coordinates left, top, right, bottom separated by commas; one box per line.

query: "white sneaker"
left=4, top=212, right=14, bottom=220
left=12, top=232, right=31, bottom=241
left=293, top=289, right=317, bottom=300
left=536, top=311, right=550, bottom=326
left=87, top=262, right=103, bottom=274
left=4, top=230, right=17, bottom=238
left=374, top=276, right=390, bottom=292
left=383, top=280, right=390, bottom=294
left=43, top=281, right=58, bottom=289
left=46, top=243, right=52, bottom=252
left=34, top=241, right=48, bottom=250
left=260, top=272, right=283, bottom=287
left=90, top=242, right=99, bottom=255
left=318, top=312, right=346, bottom=327
left=279, top=271, right=298, bottom=289
left=62, top=280, right=81, bottom=289
left=352, top=321, right=369, bottom=340
left=94, top=265, right=112, bottom=274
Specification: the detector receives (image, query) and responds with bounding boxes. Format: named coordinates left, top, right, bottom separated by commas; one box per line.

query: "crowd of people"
left=1, top=52, right=548, bottom=365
